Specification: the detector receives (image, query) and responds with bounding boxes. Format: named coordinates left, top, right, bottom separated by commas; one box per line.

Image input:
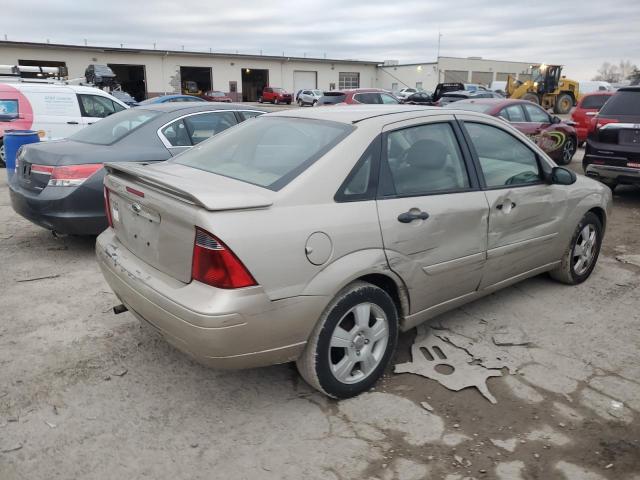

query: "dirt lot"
left=1, top=148, right=639, bottom=480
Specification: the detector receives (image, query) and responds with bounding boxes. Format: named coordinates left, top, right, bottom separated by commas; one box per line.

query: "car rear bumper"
left=96, top=228, right=327, bottom=369
left=584, top=161, right=640, bottom=185
left=9, top=180, right=108, bottom=235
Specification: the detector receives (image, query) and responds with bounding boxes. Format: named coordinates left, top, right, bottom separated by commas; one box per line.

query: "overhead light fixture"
left=245, top=68, right=251, bottom=74
left=417, top=65, right=423, bottom=71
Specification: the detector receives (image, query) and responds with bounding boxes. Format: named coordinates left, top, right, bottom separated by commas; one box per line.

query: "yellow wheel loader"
left=506, top=64, right=579, bottom=114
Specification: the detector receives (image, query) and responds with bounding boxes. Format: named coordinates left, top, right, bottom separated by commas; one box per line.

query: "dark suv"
left=583, top=86, right=640, bottom=189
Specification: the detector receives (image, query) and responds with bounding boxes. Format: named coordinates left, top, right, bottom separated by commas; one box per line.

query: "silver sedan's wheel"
left=329, top=302, right=389, bottom=384
left=297, top=281, right=398, bottom=398
left=550, top=212, right=602, bottom=285
left=572, top=224, right=597, bottom=276
left=0, top=142, right=5, bottom=168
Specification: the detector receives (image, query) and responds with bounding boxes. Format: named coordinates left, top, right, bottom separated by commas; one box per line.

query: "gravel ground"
left=1, top=148, right=639, bottom=480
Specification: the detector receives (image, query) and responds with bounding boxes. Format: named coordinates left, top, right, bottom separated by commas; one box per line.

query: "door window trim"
left=156, top=109, right=239, bottom=148
left=334, top=135, right=382, bottom=202
left=457, top=119, right=552, bottom=190
left=377, top=120, right=481, bottom=200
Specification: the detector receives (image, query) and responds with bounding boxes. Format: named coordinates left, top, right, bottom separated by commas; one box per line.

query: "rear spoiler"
left=104, top=162, right=274, bottom=211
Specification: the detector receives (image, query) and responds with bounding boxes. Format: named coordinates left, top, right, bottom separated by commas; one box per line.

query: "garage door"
left=293, top=71, right=317, bottom=92
left=471, top=71, right=493, bottom=86
left=443, top=70, right=468, bottom=83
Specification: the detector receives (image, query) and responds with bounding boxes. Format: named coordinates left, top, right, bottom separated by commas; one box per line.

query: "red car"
left=571, top=92, right=614, bottom=146
left=201, top=90, right=232, bottom=103
left=450, top=98, right=578, bottom=165
left=259, top=87, right=292, bottom=105
left=316, top=88, right=400, bottom=105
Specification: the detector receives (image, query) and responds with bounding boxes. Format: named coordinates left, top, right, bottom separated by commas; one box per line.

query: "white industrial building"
left=0, top=40, right=536, bottom=101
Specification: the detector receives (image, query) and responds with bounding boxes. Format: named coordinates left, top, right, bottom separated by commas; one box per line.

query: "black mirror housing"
left=551, top=166, right=577, bottom=185
left=552, top=115, right=562, bottom=124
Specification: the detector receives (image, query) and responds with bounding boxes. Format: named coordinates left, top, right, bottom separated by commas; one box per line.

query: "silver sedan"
left=97, top=106, right=612, bottom=398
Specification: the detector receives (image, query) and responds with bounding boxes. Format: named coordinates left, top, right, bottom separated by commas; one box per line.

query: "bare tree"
left=618, top=60, right=637, bottom=80
left=593, top=62, right=621, bottom=83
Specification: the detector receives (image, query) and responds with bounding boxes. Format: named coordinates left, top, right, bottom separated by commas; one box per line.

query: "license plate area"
left=619, top=129, right=640, bottom=146
left=111, top=195, right=161, bottom=254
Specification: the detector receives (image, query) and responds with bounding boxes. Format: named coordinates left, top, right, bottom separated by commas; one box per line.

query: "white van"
left=578, top=80, right=615, bottom=96
left=0, top=82, right=128, bottom=165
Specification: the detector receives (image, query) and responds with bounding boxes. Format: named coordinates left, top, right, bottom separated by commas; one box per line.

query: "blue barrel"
left=4, top=130, right=40, bottom=180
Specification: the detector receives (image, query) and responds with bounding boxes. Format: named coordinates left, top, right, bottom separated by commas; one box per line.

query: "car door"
left=78, top=94, right=125, bottom=127
left=458, top=116, right=568, bottom=288
left=26, top=88, right=84, bottom=139
left=158, top=110, right=238, bottom=155
left=376, top=115, right=489, bottom=320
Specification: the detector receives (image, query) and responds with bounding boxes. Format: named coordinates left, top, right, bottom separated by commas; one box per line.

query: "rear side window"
left=503, top=105, right=526, bottom=122
left=599, top=91, right=640, bottom=116
left=354, top=93, right=380, bottom=104
left=69, top=109, right=160, bottom=145
left=239, top=111, right=264, bottom=121
left=184, top=111, right=237, bottom=144
left=173, top=117, right=353, bottom=190
left=581, top=95, right=612, bottom=110
left=383, top=123, right=470, bottom=196
left=320, top=93, right=346, bottom=104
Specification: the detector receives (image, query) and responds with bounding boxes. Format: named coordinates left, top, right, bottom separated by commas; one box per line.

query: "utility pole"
left=436, top=30, right=443, bottom=82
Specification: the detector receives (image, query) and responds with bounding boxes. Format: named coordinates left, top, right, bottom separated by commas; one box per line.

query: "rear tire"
left=298, top=99, right=303, bottom=107
left=312, top=100, right=317, bottom=106
left=522, top=93, right=539, bottom=104
left=0, top=140, right=5, bottom=168
left=296, top=281, right=398, bottom=399
left=555, top=93, right=573, bottom=114
left=274, top=98, right=279, bottom=105
left=258, top=97, right=263, bottom=103
left=549, top=212, right=602, bottom=285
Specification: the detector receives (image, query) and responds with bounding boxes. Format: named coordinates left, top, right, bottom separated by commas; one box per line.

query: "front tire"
left=0, top=140, right=5, bottom=168
left=559, top=137, right=576, bottom=165
left=555, top=93, right=573, bottom=114
left=258, top=97, right=263, bottom=103
left=296, top=281, right=398, bottom=399
left=549, top=212, right=603, bottom=285
left=298, top=99, right=303, bottom=107
left=274, top=98, right=279, bottom=105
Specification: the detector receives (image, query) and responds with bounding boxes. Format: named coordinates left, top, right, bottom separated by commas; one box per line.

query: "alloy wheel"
left=562, top=138, right=575, bottom=164
left=329, top=302, right=389, bottom=384
left=572, top=224, right=597, bottom=276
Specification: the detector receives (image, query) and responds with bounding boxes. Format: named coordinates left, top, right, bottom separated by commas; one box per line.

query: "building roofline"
left=437, top=55, right=537, bottom=65
left=0, top=40, right=381, bottom=66
left=379, top=62, right=437, bottom=68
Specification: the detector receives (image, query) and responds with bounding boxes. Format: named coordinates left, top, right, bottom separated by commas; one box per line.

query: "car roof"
left=618, top=86, right=640, bottom=92
left=452, top=98, right=525, bottom=107
left=267, top=105, right=457, bottom=124
left=341, top=88, right=388, bottom=94
left=134, top=102, right=266, bottom=113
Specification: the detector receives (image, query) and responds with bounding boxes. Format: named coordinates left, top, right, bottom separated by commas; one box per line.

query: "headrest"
left=405, top=139, right=449, bottom=170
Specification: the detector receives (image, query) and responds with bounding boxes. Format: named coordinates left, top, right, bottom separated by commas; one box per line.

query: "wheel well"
left=588, top=207, right=606, bottom=230
left=358, top=273, right=408, bottom=318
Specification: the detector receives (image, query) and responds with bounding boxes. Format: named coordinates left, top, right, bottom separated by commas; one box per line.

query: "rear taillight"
left=191, top=227, right=256, bottom=289
left=594, top=117, right=619, bottom=131
left=104, top=187, right=113, bottom=228
left=32, top=163, right=103, bottom=187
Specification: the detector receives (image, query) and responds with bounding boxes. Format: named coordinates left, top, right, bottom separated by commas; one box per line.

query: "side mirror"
left=551, top=166, right=576, bottom=185
left=551, top=115, right=562, bottom=124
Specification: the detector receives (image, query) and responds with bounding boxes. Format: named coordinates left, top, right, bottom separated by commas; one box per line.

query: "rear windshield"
left=69, top=109, right=160, bottom=145
left=581, top=94, right=612, bottom=110
left=449, top=102, right=493, bottom=113
left=173, top=116, right=353, bottom=190
left=599, top=91, right=640, bottom=116
left=320, top=93, right=346, bottom=104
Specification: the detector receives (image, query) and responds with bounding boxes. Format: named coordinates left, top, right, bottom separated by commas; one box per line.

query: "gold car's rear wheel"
left=296, top=281, right=398, bottom=399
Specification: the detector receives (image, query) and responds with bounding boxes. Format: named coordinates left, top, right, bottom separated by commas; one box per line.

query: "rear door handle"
left=397, top=210, right=429, bottom=223
left=67, top=121, right=79, bottom=125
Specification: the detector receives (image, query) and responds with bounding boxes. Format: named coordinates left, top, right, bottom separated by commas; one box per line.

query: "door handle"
left=496, top=201, right=516, bottom=210
left=397, top=210, right=430, bottom=223
left=67, top=121, right=79, bottom=125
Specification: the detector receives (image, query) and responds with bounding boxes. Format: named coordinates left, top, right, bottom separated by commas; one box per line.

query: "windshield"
left=69, top=109, right=160, bottom=145
left=173, top=116, right=353, bottom=190
left=448, top=101, right=493, bottom=113
left=598, top=91, right=640, bottom=116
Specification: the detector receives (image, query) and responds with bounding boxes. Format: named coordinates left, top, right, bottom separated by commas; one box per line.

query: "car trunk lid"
left=104, top=161, right=275, bottom=283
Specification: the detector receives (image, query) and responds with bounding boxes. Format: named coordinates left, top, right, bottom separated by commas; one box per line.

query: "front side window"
left=503, top=105, right=526, bottom=122
left=380, top=93, right=399, bottom=104
left=174, top=117, right=353, bottom=190
left=465, top=122, right=541, bottom=188
left=69, top=109, right=160, bottom=145
left=339, top=72, right=360, bottom=89
left=78, top=94, right=118, bottom=118
left=523, top=104, right=550, bottom=123
left=384, top=123, right=470, bottom=196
